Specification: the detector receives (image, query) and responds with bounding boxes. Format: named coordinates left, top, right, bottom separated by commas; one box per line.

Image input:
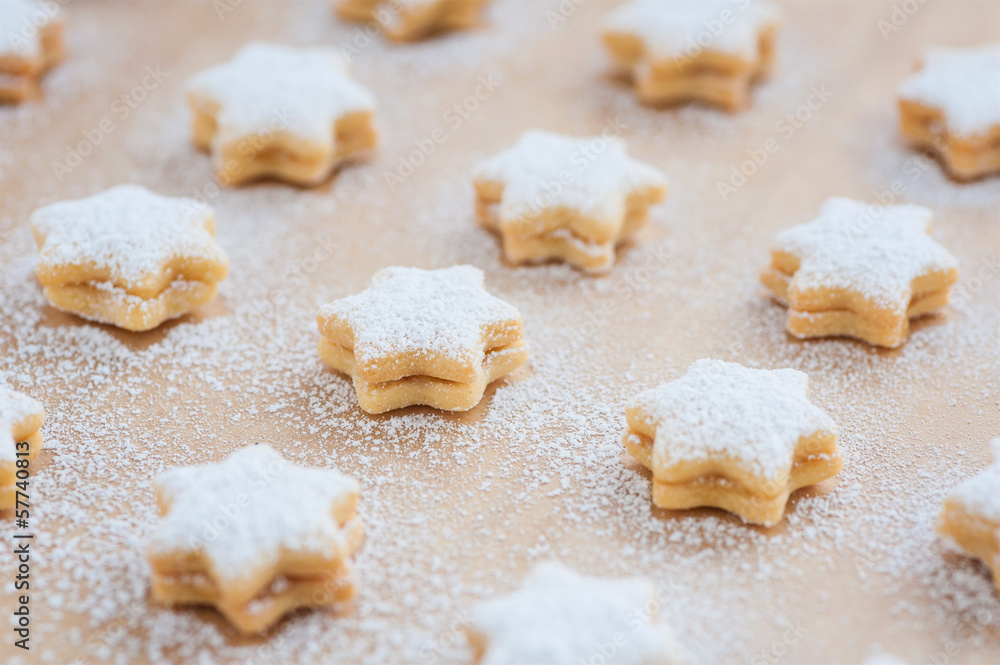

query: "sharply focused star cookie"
left=30, top=185, right=229, bottom=332
left=473, top=130, right=667, bottom=273
left=334, top=0, right=491, bottom=42
left=898, top=43, right=1000, bottom=181
left=467, top=562, right=685, bottom=665
left=602, top=0, right=781, bottom=110
left=317, top=265, right=528, bottom=414
left=187, top=42, right=378, bottom=186
left=760, top=197, right=959, bottom=348
left=0, top=388, right=44, bottom=510
left=148, top=445, right=363, bottom=634
left=0, top=0, right=64, bottom=103
left=936, top=438, right=1000, bottom=593
left=624, top=359, right=841, bottom=527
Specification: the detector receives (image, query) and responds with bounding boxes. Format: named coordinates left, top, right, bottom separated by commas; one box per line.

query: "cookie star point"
left=473, top=130, right=667, bottom=272
left=30, top=184, right=229, bottom=331
left=317, top=265, right=528, bottom=413
left=761, top=197, right=959, bottom=348
left=187, top=41, right=378, bottom=186
left=625, top=359, right=841, bottom=527
left=468, top=562, right=685, bottom=665
left=148, top=445, right=363, bottom=633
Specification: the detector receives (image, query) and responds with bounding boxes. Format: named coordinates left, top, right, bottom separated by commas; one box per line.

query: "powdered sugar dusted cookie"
left=0, top=0, right=64, bottom=103
left=317, top=265, right=528, bottom=414
left=602, top=0, right=781, bottom=110
left=760, top=197, right=959, bottom=348
left=936, top=438, right=1000, bottom=593
left=0, top=388, right=44, bottom=510
left=187, top=42, right=378, bottom=186
left=334, top=0, right=491, bottom=42
left=30, top=185, right=229, bottom=332
left=148, top=445, right=363, bottom=634
left=624, top=359, right=841, bottom=527
left=467, top=562, right=685, bottom=665
left=898, top=43, right=1000, bottom=180
left=473, top=130, right=667, bottom=273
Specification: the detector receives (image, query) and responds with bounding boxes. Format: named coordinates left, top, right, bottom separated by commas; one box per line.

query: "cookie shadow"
left=38, top=296, right=230, bottom=352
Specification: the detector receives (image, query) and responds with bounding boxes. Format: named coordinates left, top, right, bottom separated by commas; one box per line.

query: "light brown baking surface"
left=1, top=1, right=999, bottom=663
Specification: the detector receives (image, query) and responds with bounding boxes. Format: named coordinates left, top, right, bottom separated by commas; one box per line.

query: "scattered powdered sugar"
left=318, top=265, right=521, bottom=365
left=187, top=41, right=377, bottom=147
left=603, top=0, right=781, bottom=63
left=30, top=184, right=227, bottom=291
left=944, top=438, right=1000, bottom=523
left=0, top=387, right=43, bottom=461
left=469, top=561, right=684, bottom=665
left=772, top=197, right=959, bottom=312
left=631, top=359, right=836, bottom=481
left=150, top=444, right=359, bottom=591
left=473, top=129, right=666, bottom=232
left=898, top=43, right=1000, bottom=138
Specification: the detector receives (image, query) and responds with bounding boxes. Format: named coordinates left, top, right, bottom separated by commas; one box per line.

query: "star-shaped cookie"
left=0, top=0, right=64, bottom=103
left=602, top=0, right=781, bottom=110
left=467, top=562, right=685, bottom=665
left=1, top=388, right=44, bottom=510
left=898, top=43, right=1000, bottom=181
left=187, top=42, right=378, bottom=186
left=317, top=265, right=528, bottom=414
left=760, top=197, right=959, bottom=348
left=148, top=445, right=363, bottom=634
left=624, top=359, right=841, bottom=527
left=30, top=184, right=229, bottom=332
left=472, top=130, right=667, bottom=273
left=936, top=438, right=1000, bottom=593
left=334, top=0, right=491, bottom=42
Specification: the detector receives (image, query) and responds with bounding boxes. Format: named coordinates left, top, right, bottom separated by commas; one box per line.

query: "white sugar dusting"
left=187, top=41, right=377, bottom=147
left=604, top=0, right=781, bottom=62
left=898, top=43, right=1000, bottom=138
left=150, top=445, right=359, bottom=590
left=0, top=387, right=43, bottom=461
left=30, top=184, right=227, bottom=291
left=632, top=359, right=836, bottom=481
left=469, top=562, right=684, bottom=665
left=772, top=197, right=959, bottom=312
left=473, top=129, right=667, bottom=232
left=318, top=265, right=521, bottom=365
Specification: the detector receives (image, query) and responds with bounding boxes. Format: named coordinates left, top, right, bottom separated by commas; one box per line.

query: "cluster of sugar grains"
left=602, top=0, right=782, bottom=111
left=0, top=388, right=45, bottom=510
left=898, top=42, right=1000, bottom=181
left=316, top=265, right=528, bottom=413
left=473, top=129, right=668, bottom=273
left=187, top=41, right=378, bottom=187
left=29, top=185, right=229, bottom=332
left=623, top=359, right=842, bottom=527
left=147, top=445, right=363, bottom=634
left=334, top=0, right=492, bottom=42
left=0, top=0, right=64, bottom=103
left=760, top=197, right=959, bottom=348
